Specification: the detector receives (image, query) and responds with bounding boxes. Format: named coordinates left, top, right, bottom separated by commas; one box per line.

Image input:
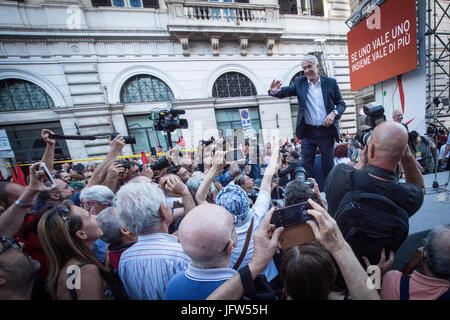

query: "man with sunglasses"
left=0, top=237, right=41, bottom=300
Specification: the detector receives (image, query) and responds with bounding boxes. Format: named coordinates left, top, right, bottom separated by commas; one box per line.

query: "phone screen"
left=271, top=202, right=313, bottom=228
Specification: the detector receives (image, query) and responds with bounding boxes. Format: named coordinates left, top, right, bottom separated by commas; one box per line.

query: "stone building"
left=0, top=0, right=356, bottom=171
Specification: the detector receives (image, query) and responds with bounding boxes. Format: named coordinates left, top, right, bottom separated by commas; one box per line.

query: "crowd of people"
left=0, top=119, right=449, bottom=301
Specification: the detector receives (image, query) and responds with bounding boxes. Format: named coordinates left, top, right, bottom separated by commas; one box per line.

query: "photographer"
left=408, top=131, right=436, bottom=174
left=278, top=151, right=302, bottom=186
left=325, top=121, right=425, bottom=218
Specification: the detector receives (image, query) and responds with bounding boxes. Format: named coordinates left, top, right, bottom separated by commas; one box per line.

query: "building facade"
left=0, top=0, right=356, bottom=171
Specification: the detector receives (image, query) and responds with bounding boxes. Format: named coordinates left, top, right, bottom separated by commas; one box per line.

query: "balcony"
left=166, top=0, right=284, bottom=56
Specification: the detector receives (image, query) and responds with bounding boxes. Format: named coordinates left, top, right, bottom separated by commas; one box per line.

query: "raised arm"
left=165, top=175, right=196, bottom=216
left=401, top=144, right=425, bottom=194
left=86, top=135, right=125, bottom=188
left=0, top=162, right=56, bottom=237
left=40, top=129, right=56, bottom=171
left=195, top=151, right=225, bottom=205
left=305, top=199, right=380, bottom=300
left=259, top=141, right=279, bottom=195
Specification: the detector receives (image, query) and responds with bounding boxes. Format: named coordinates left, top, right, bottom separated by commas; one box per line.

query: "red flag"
left=11, top=166, right=18, bottom=184
left=15, top=164, right=26, bottom=186
left=141, top=151, right=149, bottom=164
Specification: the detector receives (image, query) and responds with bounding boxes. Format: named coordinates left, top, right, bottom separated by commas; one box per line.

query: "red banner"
left=347, top=0, right=417, bottom=92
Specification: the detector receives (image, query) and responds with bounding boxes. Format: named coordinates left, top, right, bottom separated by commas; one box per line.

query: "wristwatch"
left=15, top=199, right=31, bottom=208
left=333, top=109, right=339, bottom=116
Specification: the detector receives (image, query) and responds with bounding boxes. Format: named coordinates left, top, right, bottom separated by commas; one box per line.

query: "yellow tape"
left=2, top=149, right=198, bottom=167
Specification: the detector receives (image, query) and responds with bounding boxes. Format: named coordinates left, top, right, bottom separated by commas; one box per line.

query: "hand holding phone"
left=39, top=162, right=57, bottom=188
left=270, top=201, right=316, bottom=249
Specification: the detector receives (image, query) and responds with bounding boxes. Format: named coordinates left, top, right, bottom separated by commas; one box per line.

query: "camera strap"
left=233, top=217, right=254, bottom=270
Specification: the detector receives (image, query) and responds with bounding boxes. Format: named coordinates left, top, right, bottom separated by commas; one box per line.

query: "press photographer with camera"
left=326, top=120, right=425, bottom=216
left=278, top=151, right=303, bottom=185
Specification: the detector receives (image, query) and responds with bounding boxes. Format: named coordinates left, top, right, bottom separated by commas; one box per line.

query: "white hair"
left=303, top=54, right=319, bottom=66
left=97, top=207, right=123, bottom=245
left=186, top=173, right=215, bottom=203
left=424, top=224, right=450, bottom=280
left=114, top=182, right=167, bottom=235
left=80, top=185, right=114, bottom=205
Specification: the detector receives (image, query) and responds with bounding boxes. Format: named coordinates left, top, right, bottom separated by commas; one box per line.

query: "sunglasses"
left=0, top=237, right=21, bottom=257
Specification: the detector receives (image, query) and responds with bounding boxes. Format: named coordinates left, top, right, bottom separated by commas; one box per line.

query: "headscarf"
left=215, top=184, right=250, bottom=225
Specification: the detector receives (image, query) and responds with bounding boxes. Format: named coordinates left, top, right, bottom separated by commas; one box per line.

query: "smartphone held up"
left=270, top=201, right=317, bottom=250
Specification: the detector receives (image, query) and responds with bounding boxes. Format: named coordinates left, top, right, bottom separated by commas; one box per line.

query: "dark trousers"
left=301, top=125, right=335, bottom=179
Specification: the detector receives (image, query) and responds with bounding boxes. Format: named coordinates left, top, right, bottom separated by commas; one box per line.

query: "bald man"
left=164, top=203, right=237, bottom=300
left=325, top=121, right=425, bottom=217
left=392, top=109, right=409, bottom=133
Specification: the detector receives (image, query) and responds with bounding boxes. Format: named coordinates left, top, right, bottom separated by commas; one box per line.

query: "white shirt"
left=230, top=190, right=279, bottom=282
left=118, top=233, right=190, bottom=300
left=304, top=79, right=328, bottom=126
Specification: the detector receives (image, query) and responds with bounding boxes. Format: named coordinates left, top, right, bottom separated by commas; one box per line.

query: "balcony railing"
left=166, top=0, right=280, bottom=26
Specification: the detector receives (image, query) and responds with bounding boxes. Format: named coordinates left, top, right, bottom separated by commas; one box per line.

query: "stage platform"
left=407, top=170, right=450, bottom=235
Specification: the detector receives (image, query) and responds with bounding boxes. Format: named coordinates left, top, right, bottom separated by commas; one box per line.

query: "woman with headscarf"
left=215, top=149, right=280, bottom=285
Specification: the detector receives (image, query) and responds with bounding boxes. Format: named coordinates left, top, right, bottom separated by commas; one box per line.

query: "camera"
left=270, top=201, right=315, bottom=229
left=355, top=103, right=386, bottom=146
left=110, top=132, right=136, bottom=144
left=201, top=136, right=215, bottom=147
left=150, top=109, right=188, bottom=132
left=150, top=156, right=170, bottom=171
left=115, top=159, right=134, bottom=170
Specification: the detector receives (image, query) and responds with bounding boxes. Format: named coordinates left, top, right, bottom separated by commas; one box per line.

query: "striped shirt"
left=118, top=233, right=190, bottom=300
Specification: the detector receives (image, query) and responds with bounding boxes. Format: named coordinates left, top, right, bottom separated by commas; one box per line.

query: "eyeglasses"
left=232, top=214, right=238, bottom=226
left=0, top=237, right=21, bottom=257
left=81, top=201, right=97, bottom=209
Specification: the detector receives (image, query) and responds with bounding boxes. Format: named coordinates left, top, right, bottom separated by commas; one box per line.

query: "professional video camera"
left=149, top=109, right=188, bottom=132
left=355, top=102, right=386, bottom=146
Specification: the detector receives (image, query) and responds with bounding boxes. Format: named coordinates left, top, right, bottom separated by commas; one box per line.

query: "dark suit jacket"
left=270, top=76, right=346, bottom=141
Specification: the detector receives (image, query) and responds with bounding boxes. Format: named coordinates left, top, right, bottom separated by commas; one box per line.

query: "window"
left=2, top=122, right=70, bottom=163
left=92, top=0, right=159, bottom=8
left=279, top=0, right=298, bottom=14
left=279, top=0, right=324, bottom=16
left=120, top=74, right=174, bottom=104
left=0, top=79, right=55, bottom=112
left=212, top=72, right=257, bottom=98
left=290, top=71, right=305, bottom=85
left=215, top=107, right=261, bottom=137
left=126, top=115, right=182, bottom=153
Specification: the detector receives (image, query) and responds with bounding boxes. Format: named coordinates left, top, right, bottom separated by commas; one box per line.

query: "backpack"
left=334, top=191, right=409, bottom=265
